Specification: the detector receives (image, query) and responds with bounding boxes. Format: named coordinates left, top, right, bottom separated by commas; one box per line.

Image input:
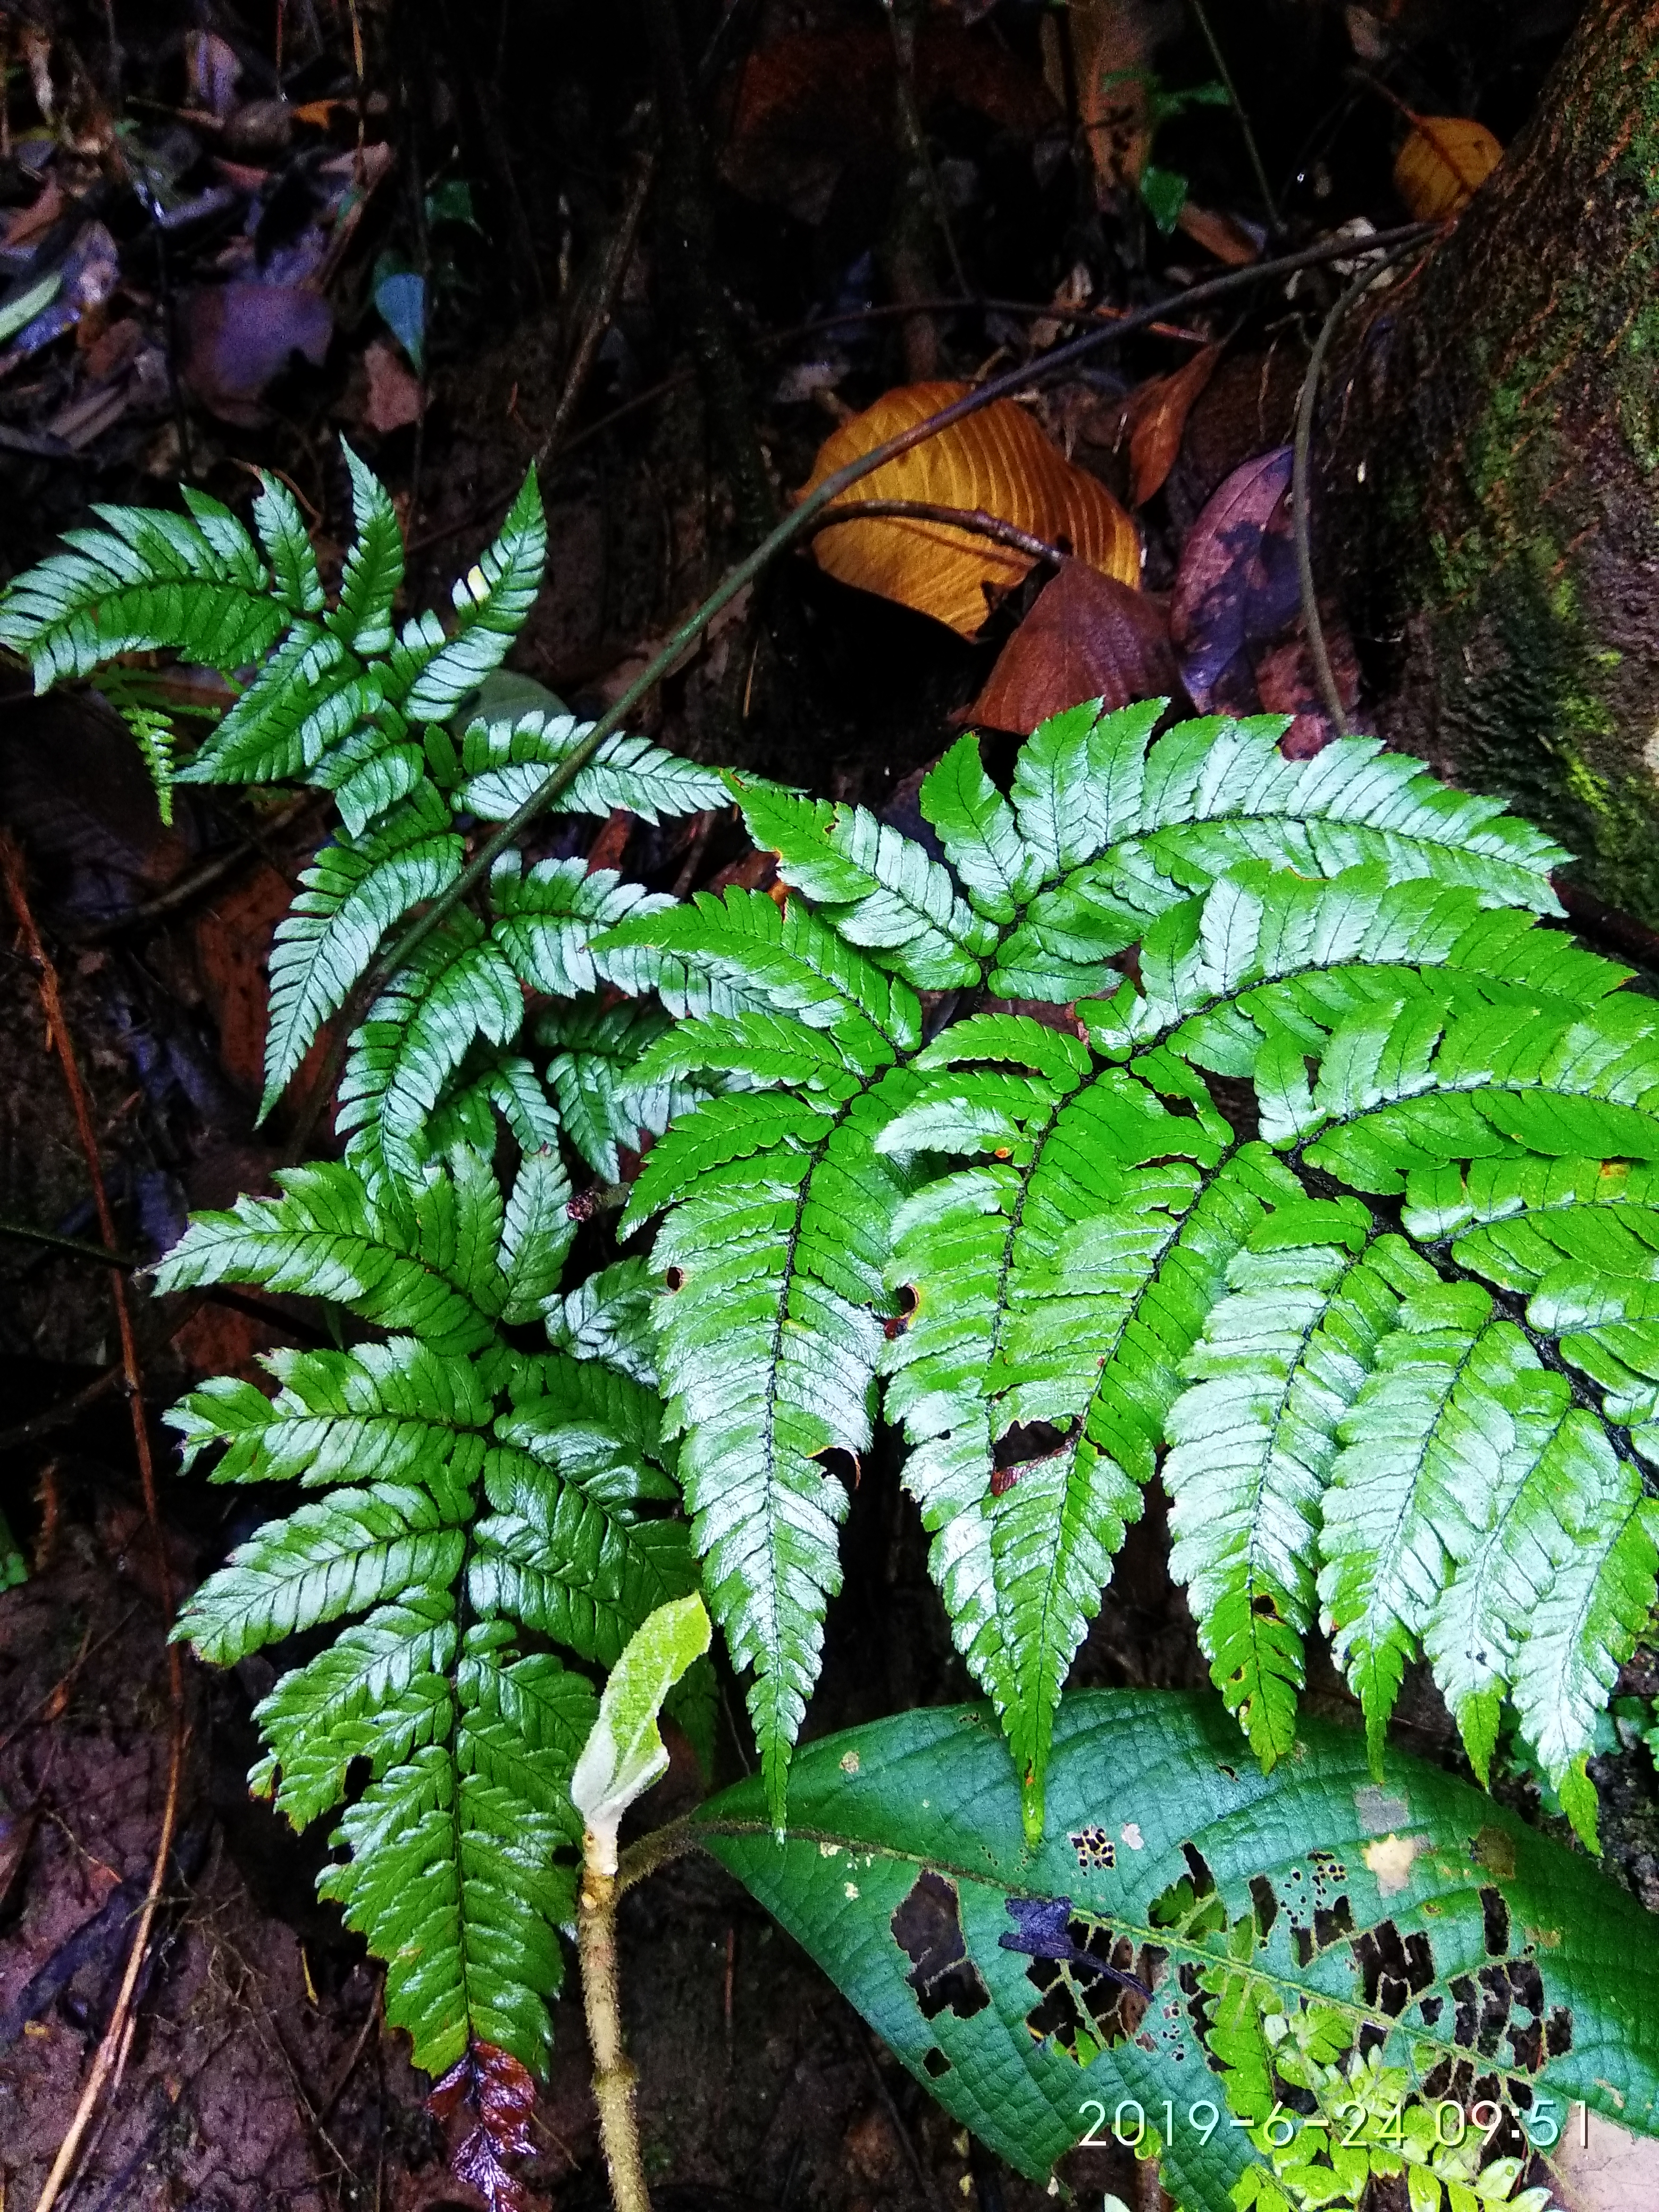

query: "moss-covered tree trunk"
left=1327, top=0, right=1659, bottom=917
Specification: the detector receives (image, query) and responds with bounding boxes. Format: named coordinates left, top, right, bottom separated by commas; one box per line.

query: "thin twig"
left=1291, top=241, right=1423, bottom=738
left=0, top=1218, right=336, bottom=1346
left=0, top=833, right=190, bottom=2212
left=1187, top=0, right=1283, bottom=235
left=539, top=150, right=659, bottom=466
left=283, top=223, right=1435, bottom=1154
left=802, top=500, right=1066, bottom=567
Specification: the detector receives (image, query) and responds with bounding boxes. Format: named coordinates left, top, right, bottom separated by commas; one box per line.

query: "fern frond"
left=253, top=473, right=326, bottom=616
left=175, top=1481, right=468, bottom=1665
left=114, top=699, right=178, bottom=824
left=489, top=851, right=675, bottom=996
left=732, top=774, right=999, bottom=987
left=537, top=999, right=707, bottom=1180
left=340, top=915, right=524, bottom=1191
left=397, top=473, right=548, bottom=721
left=544, top=1257, right=660, bottom=1386
left=1165, top=1230, right=1421, bottom=1766
left=0, top=489, right=285, bottom=685
left=330, top=441, right=405, bottom=659
left=262, top=783, right=463, bottom=1115
left=153, top=1151, right=505, bottom=1353
left=875, top=1023, right=1291, bottom=1835
left=471, top=1445, right=697, bottom=1665
left=459, top=708, right=726, bottom=824
left=319, top=1628, right=590, bottom=2075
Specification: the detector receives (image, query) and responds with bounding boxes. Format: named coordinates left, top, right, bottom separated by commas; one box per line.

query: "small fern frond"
left=262, top=783, right=464, bottom=1115
left=340, top=915, right=524, bottom=1191
left=458, top=707, right=727, bottom=825
left=537, top=999, right=708, bottom=1181
left=489, top=851, right=675, bottom=995
left=253, top=473, right=326, bottom=616
left=731, top=774, right=1000, bottom=987
left=330, top=442, right=405, bottom=658
left=393, top=475, right=547, bottom=721
left=164, top=1145, right=683, bottom=2077
left=0, top=489, right=285, bottom=685
left=113, top=698, right=178, bottom=824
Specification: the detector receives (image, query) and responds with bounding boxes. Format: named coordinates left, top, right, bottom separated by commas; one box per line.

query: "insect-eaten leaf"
left=800, top=382, right=1139, bottom=638
left=1394, top=115, right=1503, bottom=221
left=970, top=559, right=1185, bottom=734
left=700, top=1690, right=1659, bottom=2210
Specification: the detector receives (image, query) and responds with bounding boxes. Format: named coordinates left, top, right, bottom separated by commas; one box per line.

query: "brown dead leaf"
left=2, top=177, right=63, bottom=248
left=800, top=382, right=1139, bottom=637
left=971, top=560, right=1183, bottom=733
left=362, top=336, right=423, bottom=433
left=1128, top=342, right=1223, bottom=505
left=1047, top=0, right=1178, bottom=202
left=1175, top=202, right=1260, bottom=265
left=1394, top=114, right=1502, bottom=220
left=192, top=860, right=296, bottom=1095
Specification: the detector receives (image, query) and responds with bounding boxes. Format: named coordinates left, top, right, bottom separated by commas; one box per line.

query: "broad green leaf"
left=700, top=1691, right=1659, bottom=2208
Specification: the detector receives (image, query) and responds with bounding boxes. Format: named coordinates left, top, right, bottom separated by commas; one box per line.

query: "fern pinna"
left=155, top=1145, right=705, bottom=2077
left=599, top=700, right=1659, bottom=1844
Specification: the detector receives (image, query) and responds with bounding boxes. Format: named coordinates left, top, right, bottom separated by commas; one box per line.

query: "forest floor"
left=3, top=0, right=1658, bottom=2206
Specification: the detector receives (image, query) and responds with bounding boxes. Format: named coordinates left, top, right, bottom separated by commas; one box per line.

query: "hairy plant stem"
left=579, top=1850, right=654, bottom=2212
left=284, top=221, right=1433, bottom=1155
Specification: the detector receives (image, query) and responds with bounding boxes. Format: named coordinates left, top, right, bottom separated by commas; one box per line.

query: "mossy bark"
left=1327, top=0, right=1659, bottom=918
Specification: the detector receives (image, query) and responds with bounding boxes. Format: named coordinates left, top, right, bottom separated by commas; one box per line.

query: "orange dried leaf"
left=1394, top=114, right=1502, bottom=220
left=1175, top=202, right=1260, bottom=266
left=1128, top=341, right=1222, bottom=506
left=1049, top=0, right=1171, bottom=200
left=799, top=382, right=1139, bottom=638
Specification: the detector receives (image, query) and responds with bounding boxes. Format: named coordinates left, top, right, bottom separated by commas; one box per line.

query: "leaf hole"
left=891, top=1871, right=991, bottom=2022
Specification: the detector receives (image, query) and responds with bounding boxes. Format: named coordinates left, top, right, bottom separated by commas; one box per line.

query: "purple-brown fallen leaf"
left=1168, top=446, right=1298, bottom=713
left=970, top=559, right=1185, bottom=734
left=361, top=336, right=423, bottom=433
left=1254, top=618, right=1360, bottom=758
left=182, top=282, right=332, bottom=425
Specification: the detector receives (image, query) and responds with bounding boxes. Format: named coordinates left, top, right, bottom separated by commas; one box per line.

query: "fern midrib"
left=758, top=1096, right=858, bottom=1731
left=1237, top=1245, right=1363, bottom=1657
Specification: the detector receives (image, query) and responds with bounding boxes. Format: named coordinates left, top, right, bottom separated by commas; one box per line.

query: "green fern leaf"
left=1318, top=1282, right=1548, bottom=1771
left=250, top=1591, right=459, bottom=1826
left=174, top=1482, right=467, bottom=1665
left=488, top=850, right=675, bottom=996
left=537, top=999, right=707, bottom=1181
left=544, top=1258, right=660, bottom=1387
left=262, top=783, right=463, bottom=1115
left=397, top=472, right=547, bottom=720
left=471, top=1446, right=697, bottom=1666
left=918, top=731, right=1046, bottom=921
left=459, top=708, right=726, bottom=824
left=330, top=441, right=404, bottom=658
left=0, top=491, right=285, bottom=685
left=424, top=1050, right=563, bottom=1167
left=319, top=1626, right=590, bottom=2075
left=253, top=473, right=326, bottom=616
left=153, top=1152, right=504, bottom=1354
left=732, top=774, right=999, bottom=987
left=340, top=915, right=523, bottom=1189
left=1165, top=1230, right=1420, bottom=1766
left=499, top=1150, right=575, bottom=1325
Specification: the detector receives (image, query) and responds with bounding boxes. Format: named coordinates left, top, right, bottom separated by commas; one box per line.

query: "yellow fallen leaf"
left=1394, top=114, right=1503, bottom=220
left=799, top=382, right=1140, bottom=637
